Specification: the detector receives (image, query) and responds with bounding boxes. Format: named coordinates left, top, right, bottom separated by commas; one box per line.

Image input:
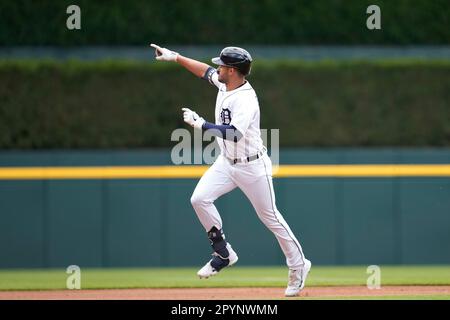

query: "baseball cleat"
left=197, top=244, right=238, bottom=279
left=285, top=259, right=312, bottom=297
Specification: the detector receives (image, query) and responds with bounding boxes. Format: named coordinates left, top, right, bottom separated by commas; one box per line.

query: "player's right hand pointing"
left=150, top=43, right=179, bottom=62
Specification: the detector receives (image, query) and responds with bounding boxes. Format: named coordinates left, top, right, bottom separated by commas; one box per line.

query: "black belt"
left=229, top=150, right=265, bottom=164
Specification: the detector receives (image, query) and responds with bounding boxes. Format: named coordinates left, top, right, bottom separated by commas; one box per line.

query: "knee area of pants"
left=190, top=194, right=209, bottom=207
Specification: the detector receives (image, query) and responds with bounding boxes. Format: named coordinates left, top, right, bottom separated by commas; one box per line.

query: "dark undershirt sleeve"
left=202, top=67, right=216, bottom=85
left=202, top=122, right=243, bottom=142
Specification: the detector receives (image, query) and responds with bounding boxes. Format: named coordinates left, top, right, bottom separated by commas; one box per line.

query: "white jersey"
left=207, top=69, right=264, bottom=160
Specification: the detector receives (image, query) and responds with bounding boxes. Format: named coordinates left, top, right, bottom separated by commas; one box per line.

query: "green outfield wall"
left=0, top=149, right=449, bottom=268
left=1, top=0, right=449, bottom=45
left=1, top=60, right=449, bottom=149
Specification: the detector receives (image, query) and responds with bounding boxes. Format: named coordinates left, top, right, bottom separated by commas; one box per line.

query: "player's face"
left=217, top=65, right=233, bottom=83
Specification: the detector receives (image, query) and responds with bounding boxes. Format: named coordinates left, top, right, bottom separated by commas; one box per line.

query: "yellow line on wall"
left=274, top=164, right=450, bottom=177
left=0, top=166, right=206, bottom=180
left=0, top=164, right=449, bottom=180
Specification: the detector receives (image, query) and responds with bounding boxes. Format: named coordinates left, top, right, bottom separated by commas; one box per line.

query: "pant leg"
left=234, top=154, right=306, bottom=269
left=190, top=156, right=237, bottom=232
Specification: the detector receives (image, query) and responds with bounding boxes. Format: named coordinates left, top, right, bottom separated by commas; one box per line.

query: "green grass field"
left=0, top=265, right=449, bottom=294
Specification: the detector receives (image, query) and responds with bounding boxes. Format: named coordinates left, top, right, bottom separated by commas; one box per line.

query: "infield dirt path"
left=1, top=286, right=450, bottom=300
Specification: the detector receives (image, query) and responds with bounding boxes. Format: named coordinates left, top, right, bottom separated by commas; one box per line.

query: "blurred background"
left=0, top=0, right=449, bottom=269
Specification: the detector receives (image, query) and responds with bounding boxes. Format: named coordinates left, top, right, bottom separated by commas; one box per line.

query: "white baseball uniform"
left=190, top=69, right=307, bottom=269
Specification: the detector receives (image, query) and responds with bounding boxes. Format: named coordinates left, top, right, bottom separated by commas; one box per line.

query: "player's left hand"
left=182, top=107, right=205, bottom=129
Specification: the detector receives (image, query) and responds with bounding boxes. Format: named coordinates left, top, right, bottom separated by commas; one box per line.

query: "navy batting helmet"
left=212, top=47, right=253, bottom=76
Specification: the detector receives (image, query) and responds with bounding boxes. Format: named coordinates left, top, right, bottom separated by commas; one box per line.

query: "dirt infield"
left=1, top=286, right=450, bottom=300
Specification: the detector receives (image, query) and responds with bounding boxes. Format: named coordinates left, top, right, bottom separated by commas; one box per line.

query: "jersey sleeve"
left=202, top=67, right=222, bottom=89
left=229, top=95, right=255, bottom=136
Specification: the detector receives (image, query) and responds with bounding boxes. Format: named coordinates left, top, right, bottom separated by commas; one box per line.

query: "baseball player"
left=151, top=44, right=311, bottom=296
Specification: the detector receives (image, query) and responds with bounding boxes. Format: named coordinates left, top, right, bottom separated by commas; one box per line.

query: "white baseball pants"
left=190, top=153, right=306, bottom=269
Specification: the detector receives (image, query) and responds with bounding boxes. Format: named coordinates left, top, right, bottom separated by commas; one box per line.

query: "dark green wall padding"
left=0, top=149, right=449, bottom=268
left=1, top=60, right=449, bottom=149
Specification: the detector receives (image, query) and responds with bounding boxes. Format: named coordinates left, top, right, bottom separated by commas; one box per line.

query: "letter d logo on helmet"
left=212, top=47, right=253, bottom=76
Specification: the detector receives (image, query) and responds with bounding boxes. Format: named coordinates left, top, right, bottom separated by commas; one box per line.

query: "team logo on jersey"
left=220, top=108, right=232, bottom=125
